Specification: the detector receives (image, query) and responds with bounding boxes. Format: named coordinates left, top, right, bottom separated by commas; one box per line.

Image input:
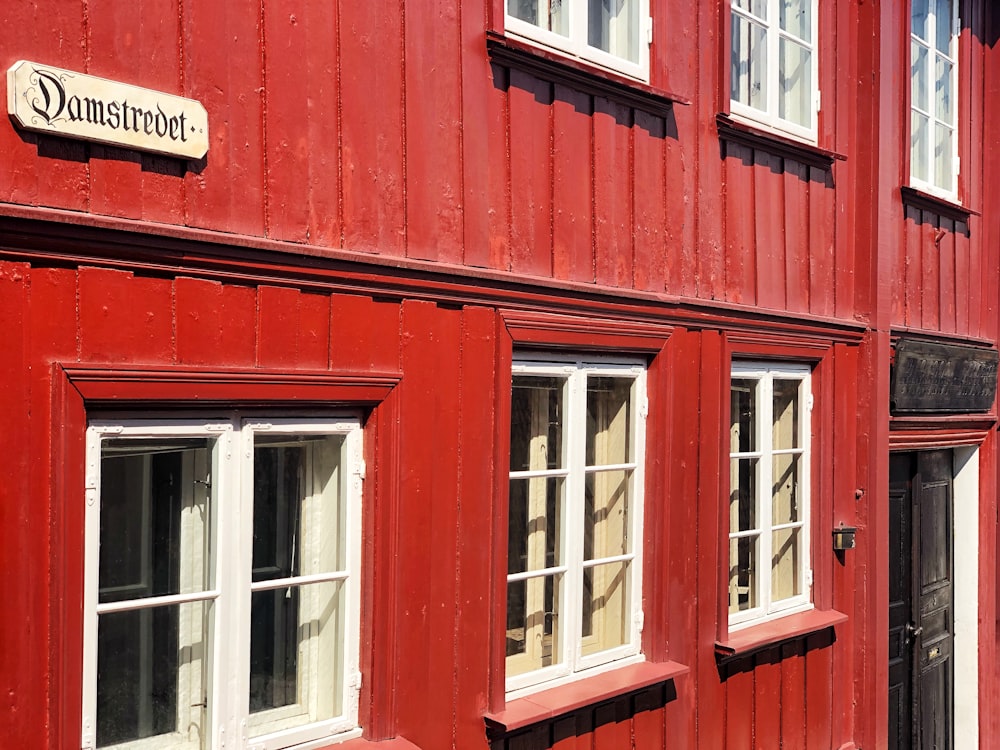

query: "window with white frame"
left=82, top=416, right=363, bottom=750
left=730, top=0, right=818, bottom=140
left=505, top=357, right=646, bottom=696
left=911, top=0, right=959, bottom=197
left=728, top=363, right=812, bottom=629
left=505, top=0, right=651, bottom=81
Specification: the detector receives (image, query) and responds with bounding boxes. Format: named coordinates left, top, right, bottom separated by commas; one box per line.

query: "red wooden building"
left=2, top=1, right=999, bottom=749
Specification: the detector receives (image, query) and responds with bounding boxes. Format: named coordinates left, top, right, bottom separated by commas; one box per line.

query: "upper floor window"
left=730, top=0, right=818, bottom=140
left=505, top=0, right=651, bottom=81
left=911, top=0, right=959, bottom=198
left=83, top=416, right=364, bottom=750
left=728, top=363, right=812, bottom=629
left=505, top=356, right=647, bottom=696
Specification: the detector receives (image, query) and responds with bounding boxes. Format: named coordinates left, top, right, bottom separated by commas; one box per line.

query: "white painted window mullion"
left=565, top=369, right=586, bottom=670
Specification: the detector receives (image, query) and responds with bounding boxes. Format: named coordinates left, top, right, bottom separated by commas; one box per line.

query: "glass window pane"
left=96, top=602, right=208, bottom=750
left=912, top=111, right=930, bottom=182
left=508, top=0, right=568, bottom=36
left=249, top=580, right=346, bottom=734
left=586, top=376, right=632, bottom=466
left=772, top=379, right=801, bottom=450
left=935, top=58, right=954, bottom=125
left=731, top=379, right=757, bottom=453
left=912, top=0, right=929, bottom=39
left=912, top=40, right=929, bottom=113
left=728, top=536, right=758, bottom=613
left=581, top=560, right=630, bottom=655
left=511, top=376, right=565, bottom=472
left=771, top=526, right=802, bottom=601
left=934, top=0, right=953, bottom=54
left=779, top=39, right=811, bottom=127
left=584, top=469, right=630, bottom=560
left=733, top=0, right=767, bottom=19
left=934, top=123, right=954, bottom=193
left=508, top=476, right=564, bottom=574
left=779, top=0, right=810, bottom=41
left=772, top=453, right=802, bottom=525
left=731, top=15, right=768, bottom=112
left=588, top=0, right=639, bottom=63
left=506, top=573, right=562, bottom=674
left=99, top=439, right=213, bottom=603
left=730, top=457, right=758, bottom=533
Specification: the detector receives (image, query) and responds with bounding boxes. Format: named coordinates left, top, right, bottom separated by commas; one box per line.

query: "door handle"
left=904, top=622, right=923, bottom=638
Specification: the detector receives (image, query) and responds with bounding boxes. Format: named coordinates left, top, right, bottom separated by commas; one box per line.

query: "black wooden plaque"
left=891, top=339, right=998, bottom=414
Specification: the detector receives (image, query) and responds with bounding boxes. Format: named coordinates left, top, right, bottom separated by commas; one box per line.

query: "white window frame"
left=729, top=0, right=820, bottom=142
left=909, top=0, right=960, bottom=199
left=728, top=363, right=813, bottom=631
left=82, top=416, right=364, bottom=750
left=505, top=355, right=647, bottom=698
left=504, top=0, right=651, bottom=82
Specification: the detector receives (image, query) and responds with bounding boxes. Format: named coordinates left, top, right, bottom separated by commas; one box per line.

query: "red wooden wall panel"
left=175, top=277, right=258, bottom=366
left=724, top=145, right=757, bottom=306
left=632, top=112, right=668, bottom=294
left=593, top=99, right=634, bottom=288
left=552, top=88, right=595, bottom=284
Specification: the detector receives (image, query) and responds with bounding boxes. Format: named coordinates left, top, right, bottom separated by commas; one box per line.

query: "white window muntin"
left=910, top=0, right=959, bottom=199
left=506, top=357, right=646, bottom=697
left=729, top=0, right=819, bottom=141
left=83, top=416, right=363, bottom=750
left=728, top=363, right=812, bottom=630
left=504, top=0, right=651, bottom=82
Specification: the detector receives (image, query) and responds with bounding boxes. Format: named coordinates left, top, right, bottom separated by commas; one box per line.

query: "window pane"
left=586, top=376, right=632, bottom=466
left=731, top=379, right=757, bottom=453
left=97, top=602, right=207, bottom=750
left=772, top=453, right=802, bottom=525
left=934, top=0, right=953, bottom=54
left=506, top=573, right=562, bottom=674
left=935, top=57, right=954, bottom=125
left=934, top=123, right=954, bottom=193
left=581, top=560, right=630, bottom=654
left=772, top=379, right=801, bottom=450
left=912, top=0, right=929, bottom=38
left=511, top=376, right=565, bottom=472
left=588, top=0, right=639, bottom=63
left=911, top=111, right=930, bottom=182
left=729, top=536, right=758, bottom=613
left=508, top=0, right=568, bottom=36
left=99, top=439, right=213, bottom=602
left=771, top=526, right=802, bottom=602
left=779, top=0, right=810, bottom=41
left=730, top=457, right=758, bottom=533
left=731, top=15, right=767, bottom=111
left=249, top=580, right=345, bottom=733
left=584, top=469, right=630, bottom=560
left=912, top=40, right=929, bottom=112
left=779, top=38, right=811, bottom=127
left=508, top=477, right=563, bottom=574
left=733, top=0, right=767, bottom=20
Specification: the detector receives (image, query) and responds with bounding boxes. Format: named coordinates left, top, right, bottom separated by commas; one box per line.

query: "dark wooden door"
left=888, top=450, right=954, bottom=750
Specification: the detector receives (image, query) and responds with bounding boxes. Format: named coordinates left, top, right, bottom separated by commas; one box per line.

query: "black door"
left=888, top=450, right=954, bottom=750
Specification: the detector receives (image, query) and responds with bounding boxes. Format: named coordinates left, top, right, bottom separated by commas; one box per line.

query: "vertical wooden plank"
left=329, top=294, right=401, bottom=372
left=395, top=300, right=461, bottom=749
left=632, top=112, right=667, bottom=293
left=752, top=649, right=781, bottom=749
left=592, top=98, right=633, bottom=288
left=175, top=277, right=257, bottom=367
left=340, top=0, right=405, bottom=254
left=403, top=0, right=463, bottom=262
left=778, top=641, right=806, bottom=750
left=552, top=87, right=595, bottom=284
left=184, top=0, right=266, bottom=234
left=920, top=212, right=941, bottom=330
left=256, top=285, right=301, bottom=368
left=453, top=306, right=498, bottom=748
left=724, top=659, right=754, bottom=750
left=958, top=219, right=977, bottom=338
left=459, top=0, right=492, bottom=269
left=631, top=692, right=665, bottom=750
left=488, top=64, right=513, bottom=273
left=903, top=205, right=923, bottom=329
left=783, top=161, right=809, bottom=313
left=803, top=632, right=834, bottom=748
left=807, top=168, right=835, bottom=318
left=663, top=108, right=693, bottom=297
left=550, top=713, right=583, bottom=750
left=754, top=152, right=785, bottom=310
left=507, top=71, right=553, bottom=277
left=592, top=698, right=630, bottom=749
left=725, top=146, right=757, bottom=305
left=78, top=267, right=175, bottom=363
left=938, top=218, right=957, bottom=334
left=297, top=291, right=332, bottom=369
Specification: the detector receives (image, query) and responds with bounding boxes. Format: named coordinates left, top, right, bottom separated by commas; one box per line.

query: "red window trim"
left=714, top=607, right=848, bottom=659
left=50, top=363, right=405, bottom=746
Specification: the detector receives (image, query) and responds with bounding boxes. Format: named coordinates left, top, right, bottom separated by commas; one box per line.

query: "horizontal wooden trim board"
left=900, top=185, right=978, bottom=222
left=484, top=660, right=689, bottom=736
left=715, top=608, right=848, bottom=659
left=716, top=114, right=845, bottom=170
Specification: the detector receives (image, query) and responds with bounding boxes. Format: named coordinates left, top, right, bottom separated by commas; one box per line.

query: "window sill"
left=483, top=659, right=688, bottom=737
left=715, top=608, right=847, bottom=660
left=900, top=185, right=978, bottom=222
left=486, top=31, right=689, bottom=118
left=336, top=737, right=423, bottom=750
left=716, top=114, right=845, bottom=171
